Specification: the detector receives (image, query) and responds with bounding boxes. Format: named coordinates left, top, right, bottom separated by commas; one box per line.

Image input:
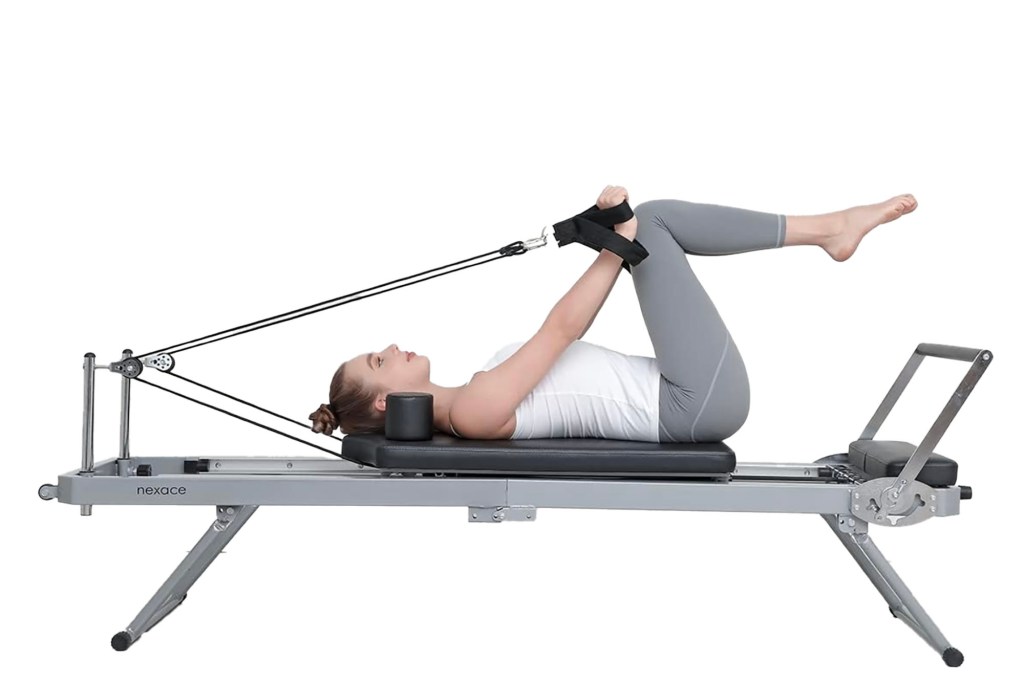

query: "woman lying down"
left=309, top=185, right=916, bottom=443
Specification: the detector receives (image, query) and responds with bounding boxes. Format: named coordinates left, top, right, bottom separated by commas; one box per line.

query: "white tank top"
left=457, top=339, right=661, bottom=441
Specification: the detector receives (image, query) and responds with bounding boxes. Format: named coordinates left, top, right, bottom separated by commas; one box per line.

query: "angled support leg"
left=111, top=505, right=258, bottom=651
left=822, top=513, right=963, bottom=667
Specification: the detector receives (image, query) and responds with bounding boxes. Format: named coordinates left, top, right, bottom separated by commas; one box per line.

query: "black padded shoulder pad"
left=341, top=434, right=736, bottom=477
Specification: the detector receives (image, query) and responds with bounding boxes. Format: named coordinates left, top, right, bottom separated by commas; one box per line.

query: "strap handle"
left=552, top=201, right=649, bottom=272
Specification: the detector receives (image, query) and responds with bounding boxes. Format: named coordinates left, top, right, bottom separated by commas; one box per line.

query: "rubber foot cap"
left=111, top=631, right=132, bottom=652
left=943, top=647, right=964, bottom=667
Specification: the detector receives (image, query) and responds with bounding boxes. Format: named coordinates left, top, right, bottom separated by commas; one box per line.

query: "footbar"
left=849, top=343, right=992, bottom=525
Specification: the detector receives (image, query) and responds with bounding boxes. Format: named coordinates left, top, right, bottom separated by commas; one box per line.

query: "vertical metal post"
left=118, top=349, right=132, bottom=460
left=80, top=352, right=96, bottom=517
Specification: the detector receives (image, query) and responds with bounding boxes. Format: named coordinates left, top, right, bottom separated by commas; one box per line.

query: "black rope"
left=138, top=243, right=522, bottom=357
left=134, top=376, right=343, bottom=457
left=125, top=233, right=544, bottom=458
left=166, top=370, right=344, bottom=442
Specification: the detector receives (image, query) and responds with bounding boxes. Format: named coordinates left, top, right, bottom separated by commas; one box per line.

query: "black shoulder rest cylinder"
left=384, top=392, right=434, bottom=441
left=552, top=201, right=649, bottom=272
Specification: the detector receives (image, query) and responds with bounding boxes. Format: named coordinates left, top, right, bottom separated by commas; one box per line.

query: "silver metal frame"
left=39, top=343, right=992, bottom=666
left=856, top=344, right=992, bottom=524
left=78, top=353, right=96, bottom=517
left=43, top=455, right=967, bottom=515
left=118, top=349, right=132, bottom=461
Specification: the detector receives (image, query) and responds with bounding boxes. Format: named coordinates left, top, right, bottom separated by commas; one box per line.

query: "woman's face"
left=346, top=343, right=430, bottom=396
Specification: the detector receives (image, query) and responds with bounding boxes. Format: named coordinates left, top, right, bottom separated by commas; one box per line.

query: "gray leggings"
left=629, top=199, right=787, bottom=443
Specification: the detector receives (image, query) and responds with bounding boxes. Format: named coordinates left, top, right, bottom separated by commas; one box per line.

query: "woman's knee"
left=634, top=199, right=690, bottom=230
left=633, top=200, right=664, bottom=229
left=634, top=201, right=672, bottom=248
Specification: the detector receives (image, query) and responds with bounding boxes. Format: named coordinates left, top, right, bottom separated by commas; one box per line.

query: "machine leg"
left=822, top=514, right=964, bottom=667
left=111, top=505, right=258, bottom=651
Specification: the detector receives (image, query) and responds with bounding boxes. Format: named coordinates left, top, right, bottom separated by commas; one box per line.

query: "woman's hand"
left=596, top=184, right=629, bottom=210
left=596, top=185, right=638, bottom=241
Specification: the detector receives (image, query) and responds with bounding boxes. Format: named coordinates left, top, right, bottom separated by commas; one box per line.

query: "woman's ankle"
left=783, top=213, right=840, bottom=247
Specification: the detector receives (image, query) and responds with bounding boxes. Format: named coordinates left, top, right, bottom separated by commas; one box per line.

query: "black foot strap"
left=552, top=201, right=649, bottom=272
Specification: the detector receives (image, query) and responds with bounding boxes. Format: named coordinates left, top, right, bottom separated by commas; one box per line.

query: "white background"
left=2, top=1, right=1020, bottom=680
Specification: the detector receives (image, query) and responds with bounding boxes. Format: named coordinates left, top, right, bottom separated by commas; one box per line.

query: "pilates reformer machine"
left=39, top=202, right=992, bottom=666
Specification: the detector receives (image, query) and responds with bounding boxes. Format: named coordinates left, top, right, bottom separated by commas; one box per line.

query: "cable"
left=123, top=227, right=550, bottom=456
left=166, top=370, right=344, bottom=443
left=135, top=376, right=343, bottom=457
left=138, top=244, right=520, bottom=357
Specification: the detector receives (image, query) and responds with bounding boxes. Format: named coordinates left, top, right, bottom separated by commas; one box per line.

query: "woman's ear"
left=373, top=394, right=388, bottom=414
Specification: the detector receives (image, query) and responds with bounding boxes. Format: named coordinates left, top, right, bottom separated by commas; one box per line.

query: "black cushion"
left=341, top=433, right=736, bottom=477
left=848, top=439, right=958, bottom=487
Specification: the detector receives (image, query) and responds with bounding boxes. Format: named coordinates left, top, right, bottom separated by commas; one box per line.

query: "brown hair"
left=308, top=361, right=386, bottom=436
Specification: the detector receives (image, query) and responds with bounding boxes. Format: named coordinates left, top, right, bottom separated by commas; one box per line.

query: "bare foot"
left=821, top=194, right=918, bottom=262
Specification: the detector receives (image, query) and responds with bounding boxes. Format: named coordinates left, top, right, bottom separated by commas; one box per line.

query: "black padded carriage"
left=341, top=433, right=736, bottom=477
left=341, top=434, right=960, bottom=486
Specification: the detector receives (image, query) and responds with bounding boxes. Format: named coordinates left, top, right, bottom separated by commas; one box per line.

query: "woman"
left=309, top=186, right=917, bottom=442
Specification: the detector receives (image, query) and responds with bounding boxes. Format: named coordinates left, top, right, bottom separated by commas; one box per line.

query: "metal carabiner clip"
left=521, top=225, right=550, bottom=251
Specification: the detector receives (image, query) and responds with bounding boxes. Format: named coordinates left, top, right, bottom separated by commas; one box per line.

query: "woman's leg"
left=631, top=199, right=780, bottom=442
left=631, top=195, right=917, bottom=442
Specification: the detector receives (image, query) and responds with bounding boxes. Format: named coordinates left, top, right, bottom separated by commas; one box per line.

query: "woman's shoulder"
left=448, top=372, right=516, bottom=439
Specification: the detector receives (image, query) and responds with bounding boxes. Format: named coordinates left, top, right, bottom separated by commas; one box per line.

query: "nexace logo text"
left=137, top=486, right=187, bottom=496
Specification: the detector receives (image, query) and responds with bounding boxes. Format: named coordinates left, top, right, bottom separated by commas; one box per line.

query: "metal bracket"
left=834, top=514, right=868, bottom=535
left=468, top=506, right=537, bottom=523
left=109, top=357, right=144, bottom=378
left=851, top=477, right=936, bottom=527
left=215, top=505, right=245, bottom=530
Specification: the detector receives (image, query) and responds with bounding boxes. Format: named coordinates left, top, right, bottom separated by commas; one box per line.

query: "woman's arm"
left=549, top=185, right=638, bottom=340
left=554, top=249, right=627, bottom=340
left=450, top=247, right=628, bottom=439
left=448, top=187, right=639, bottom=439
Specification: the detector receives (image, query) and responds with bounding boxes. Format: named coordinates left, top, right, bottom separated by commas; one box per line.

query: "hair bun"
left=309, top=403, right=337, bottom=434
